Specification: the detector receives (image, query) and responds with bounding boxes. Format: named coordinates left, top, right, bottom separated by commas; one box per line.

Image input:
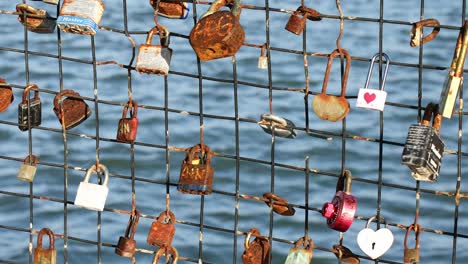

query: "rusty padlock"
left=242, top=227, right=270, bottom=264
left=34, top=228, right=56, bottom=264
left=17, top=155, right=38, bottom=182
left=263, top=192, right=295, bottom=216
left=189, top=0, right=245, bottom=61
left=285, top=6, right=321, bottom=35
left=284, top=236, right=314, bottom=264
left=312, top=48, right=351, bottom=122
left=410, top=19, right=440, bottom=47
left=18, top=84, right=42, bottom=131
left=177, top=143, right=214, bottom=195
left=152, top=245, right=179, bottom=264
left=136, top=25, right=172, bottom=75
left=53, top=90, right=91, bottom=129
left=147, top=210, right=176, bottom=247
left=151, top=0, right=190, bottom=19
left=321, top=170, right=357, bottom=232
left=16, top=4, right=56, bottom=34
left=333, top=244, right=360, bottom=264
left=117, top=100, right=139, bottom=143
left=57, top=0, right=105, bottom=35
left=115, top=209, right=141, bottom=258
left=404, top=224, right=421, bottom=263
left=0, top=78, right=14, bottom=112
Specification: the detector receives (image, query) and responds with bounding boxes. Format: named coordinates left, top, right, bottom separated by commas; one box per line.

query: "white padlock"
left=356, top=53, right=390, bottom=111
left=357, top=215, right=394, bottom=260
left=258, top=44, right=268, bottom=70
left=136, top=24, right=172, bottom=75
left=74, top=164, right=109, bottom=212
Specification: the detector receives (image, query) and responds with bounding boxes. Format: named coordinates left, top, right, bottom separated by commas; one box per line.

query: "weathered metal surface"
left=17, top=155, right=38, bottom=182
left=117, top=100, right=139, bottom=143
left=34, top=228, right=56, bottom=264
left=404, top=224, right=421, bottom=264
left=16, top=4, right=56, bottom=33
left=410, top=19, right=440, bottom=47
left=57, top=0, right=105, bottom=35
left=115, top=210, right=140, bottom=258
left=242, top=227, right=270, bottom=264
left=284, top=237, right=314, bottom=264
left=53, top=89, right=91, bottom=129
left=147, top=210, right=176, bottom=247
left=263, top=192, right=295, bottom=216
left=136, top=25, right=172, bottom=75
left=152, top=245, right=179, bottom=264
left=151, top=0, right=190, bottom=19
left=0, top=78, right=13, bottom=112
left=177, top=144, right=214, bottom=195
left=18, top=84, right=41, bottom=131
left=258, top=113, right=296, bottom=138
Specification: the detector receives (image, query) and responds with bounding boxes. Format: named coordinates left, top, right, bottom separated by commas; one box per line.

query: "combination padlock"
left=16, top=4, right=56, bottom=34
left=147, top=210, right=176, bottom=247
left=53, top=90, right=91, bottom=130
left=242, top=227, right=270, bottom=264
left=258, top=44, right=268, bottom=70
left=34, top=228, right=56, bottom=264
left=152, top=245, right=179, bottom=264
left=74, top=164, right=110, bottom=212
left=115, top=209, right=141, bottom=258
left=57, top=0, right=105, bottom=35
left=285, top=6, right=321, bottom=35
left=17, top=154, right=38, bottom=182
left=117, top=100, right=139, bottom=143
left=0, top=78, right=14, bottom=112
left=151, top=0, right=190, bottom=19
left=18, top=84, right=42, bottom=131
left=177, top=143, right=214, bottom=195
left=357, top=215, right=394, bottom=260
left=401, top=102, right=444, bottom=182
left=404, top=224, right=421, bottom=264
left=284, top=236, right=314, bottom=264
left=136, top=25, right=172, bottom=75
left=258, top=113, right=296, bottom=138
left=189, top=0, right=244, bottom=61
left=356, top=53, right=390, bottom=111
left=321, top=170, right=357, bottom=232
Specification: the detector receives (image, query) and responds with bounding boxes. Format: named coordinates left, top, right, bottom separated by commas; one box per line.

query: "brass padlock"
left=53, top=90, right=91, bottom=129
left=151, top=0, right=190, bottom=19
left=258, top=44, right=268, bottom=70
left=115, top=209, right=141, bottom=258
left=0, top=78, right=14, bottom=112
left=189, top=0, right=245, bottom=61
left=284, top=236, right=314, bottom=264
left=18, top=84, right=42, bottom=131
left=152, top=245, right=179, bottom=264
left=242, top=227, right=270, bottom=264
left=34, top=228, right=57, bottom=264
left=177, top=143, right=214, bottom=195
left=404, top=224, right=421, bottom=263
left=57, top=0, right=105, bottom=35
left=17, top=155, right=38, bottom=182
left=16, top=4, right=56, bottom=34
left=136, top=25, right=172, bottom=75
left=147, top=210, right=176, bottom=247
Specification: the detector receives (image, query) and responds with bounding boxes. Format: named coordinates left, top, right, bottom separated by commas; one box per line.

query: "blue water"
left=1, top=0, right=468, bottom=263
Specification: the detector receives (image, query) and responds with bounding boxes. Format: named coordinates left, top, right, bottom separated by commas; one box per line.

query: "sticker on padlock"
left=53, top=89, right=91, bottom=130
left=57, top=0, right=105, bottom=35
left=136, top=25, right=172, bottom=75
left=189, top=0, right=245, bottom=61
left=263, top=192, right=295, bottom=216
left=258, top=113, right=296, bottom=138
left=357, top=215, right=394, bottom=260
left=151, top=0, right=190, bottom=19
left=18, top=84, right=42, bottom=131
left=17, top=155, right=38, bottom=182
left=177, top=144, right=214, bottom=195
left=16, top=4, right=56, bottom=34
left=152, top=245, right=179, bottom=264
left=356, top=53, right=390, bottom=111
left=74, top=164, right=110, bottom=212
left=117, top=100, right=139, bottom=143
left=147, top=210, right=176, bottom=247
left=115, top=209, right=140, bottom=258
left=284, top=236, right=314, bottom=264
left=34, top=228, right=57, bottom=264
left=285, top=6, right=322, bottom=35
left=312, top=49, right=351, bottom=122
left=321, top=170, right=357, bottom=232
left=404, top=224, right=421, bottom=264
left=410, top=19, right=440, bottom=47
left=242, top=227, right=270, bottom=264
left=0, top=78, right=14, bottom=113
left=333, top=244, right=360, bottom=264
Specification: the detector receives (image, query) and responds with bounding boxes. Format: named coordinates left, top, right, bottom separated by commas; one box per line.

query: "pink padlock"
left=322, top=170, right=357, bottom=232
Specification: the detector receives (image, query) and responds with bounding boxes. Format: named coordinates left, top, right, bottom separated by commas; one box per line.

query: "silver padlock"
left=74, top=164, right=109, bottom=212
left=16, top=4, right=56, bottom=34
left=17, top=155, right=38, bottom=182
left=258, top=44, right=268, bottom=70
left=356, top=53, right=390, bottom=111
left=57, top=0, right=105, bottom=35
left=136, top=25, right=172, bottom=75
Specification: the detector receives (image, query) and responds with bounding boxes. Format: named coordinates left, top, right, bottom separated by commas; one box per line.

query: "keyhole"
left=372, top=242, right=376, bottom=250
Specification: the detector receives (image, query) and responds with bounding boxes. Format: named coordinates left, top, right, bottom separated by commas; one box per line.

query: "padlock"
left=401, top=102, right=444, bottom=182
left=117, top=100, right=139, bottom=143
left=333, top=244, right=360, bottom=264
left=404, top=224, right=421, bottom=264
left=263, top=192, right=295, bottom=216
left=356, top=53, right=390, bottom=111
left=242, top=227, right=270, bottom=264
left=312, top=48, right=351, bottom=122
left=439, top=20, right=468, bottom=118
left=136, top=25, right=172, bottom=75
left=0, top=78, right=14, bottom=112
left=57, top=0, right=105, bottom=35
left=258, top=113, right=296, bottom=138
left=152, top=245, right=179, bottom=264
left=53, top=89, right=91, bottom=129
left=18, top=84, right=42, bottom=131
left=147, top=210, right=176, bottom=247
left=16, top=4, right=56, bottom=34
left=285, top=10, right=306, bottom=35
left=284, top=236, right=314, bottom=264
left=115, top=209, right=141, bottom=258
left=34, top=228, right=57, bottom=264
left=321, top=170, right=357, bottom=232
left=151, top=0, right=190, bottom=19
left=74, top=164, right=110, bottom=211
left=410, top=19, right=440, bottom=47
left=189, top=0, right=245, bottom=61
left=17, top=155, right=38, bottom=182
left=258, top=45, right=268, bottom=70
left=356, top=215, right=394, bottom=260
left=177, top=143, right=214, bottom=195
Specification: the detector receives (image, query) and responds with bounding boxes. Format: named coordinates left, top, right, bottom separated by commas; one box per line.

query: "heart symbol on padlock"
left=364, top=92, right=376, bottom=104
left=357, top=227, right=394, bottom=259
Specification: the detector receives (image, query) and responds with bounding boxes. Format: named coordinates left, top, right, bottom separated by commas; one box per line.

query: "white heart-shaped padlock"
left=357, top=215, right=394, bottom=259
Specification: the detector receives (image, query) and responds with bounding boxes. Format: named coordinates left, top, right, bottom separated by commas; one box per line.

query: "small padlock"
left=410, top=19, right=440, bottom=47
left=258, top=44, right=268, bottom=70
left=117, top=100, right=139, bottom=143
left=74, top=164, right=110, bottom=212
left=189, top=0, right=245, bottom=61
left=312, top=48, right=351, bottom=122
left=18, top=84, right=42, bottom=131
left=53, top=89, right=91, bottom=129
left=285, top=10, right=306, bottom=35
left=356, top=53, right=390, bottom=111
left=17, top=155, right=38, bottom=182
left=263, top=192, right=295, bottom=216
left=16, top=4, right=56, bottom=34
left=321, top=170, right=357, bottom=232
left=401, top=102, right=444, bottom=182
left=357, top=215, right=394, bottom=260
left=136, top=25, right=172, bottom=75
left=147, top=210, right=176, bottom=247
left=258, top=113, right=296, bottom=138
left=403, top=224, right=421, bottom=264
left=57, top=0, right=105, bottom=35
left=34, top=228, right=57, bottom=264
left=115, top=209, right=141, bottom=258
left=152, top=245, right=179, bottom=264
left=333, top=244, right=360, bottom=264
left=177, top=143, right=214, bottom=195
left=151, top=0, right=190, bottom=19
left=284, top=236, right=314, bottom=264
left=0, top=78, right=14, bottom=112
left=242, top=227, right=270, bottom=264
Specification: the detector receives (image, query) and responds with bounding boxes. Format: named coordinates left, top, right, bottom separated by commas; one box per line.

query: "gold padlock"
left=404, top=224, right=421, bottom=263
left=17, top=154, right=38, bottom=182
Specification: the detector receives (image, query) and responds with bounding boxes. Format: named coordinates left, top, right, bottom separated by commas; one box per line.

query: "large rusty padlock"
left=57, top=0, right=105, bottom=35
left=321, top=170, right=357, bottom=232
left=117, top=100, right=139, bottom=143
left=136, top=25, right=172, bottom=75
left=285, top=6, right=322, bottom=35
left=34, top=228, right=56, bottom=264
left=284, top=236, right=314, bottom=264
left=189, top=0, right=245, bottom=61
left=177, top=143, right=214, bottom=195
left=18, top=84, right=42, bottom=131
left=147, top=210, right=176, bottom=247
left=115, top=209, right=141, bottom=258
left=16, top=4, right=56, bottom=34
left=152, top=245, right=179, bottom=264
left=404, top=224, right=421, bottom=264
left=312, top=48, right=351, bottom=122
left=242, top=227, right=270, bottom=264
left=17, top=154, right=38, bottom=182
left=53, top=90, right=91, bottom=129
left=0, top=78, right=14, bottom=112
left=151, top=0, right=190, bottom=19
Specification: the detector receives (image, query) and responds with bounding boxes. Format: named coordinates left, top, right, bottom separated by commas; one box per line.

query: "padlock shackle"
left=404, top=224, right=421, bottom=249
left=364, top=53, right=390, bottom=91
left=37, top=228, right=55, bottom=250
left=421, top=102, right=442, bottom=132
left=53, top=89, right=82, bottom=116
left=83, top=164, right=109, bottom=187
left=410, top=19, right=440, bottom=47
left=244, top=227, right=262, bottom=250
left=297, top=5, right=322, bottom=21
left=263, top=192, right=295, bottom=216
left=365, top=215, right=388, bottom=229
left=335, top=170, right=352, bottom=194
left=321, top=48, right=351, bottom=97
left=157, top=210, right=176, bottom=224
left=294, top=236, right=314, bottom=251
left=124, top=209, right=140, bottom=240
left=16, top=3, right=43, bottom=16
left=185, top=143, right=212, bottom=167
left=146, top=24, right=170, bottom=47
left=152, top=245, right=179, bottom=264
left=260, top=113, right=288, bottom=127
left=21, top=84, right=40, bottom=104
left=260, top=43, right=266, bottom=57
left=23, top=154, right=38, bottom=166
left=122, top=100, right=138, bottom=119
left=201, top=0, right=242, bottom=19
